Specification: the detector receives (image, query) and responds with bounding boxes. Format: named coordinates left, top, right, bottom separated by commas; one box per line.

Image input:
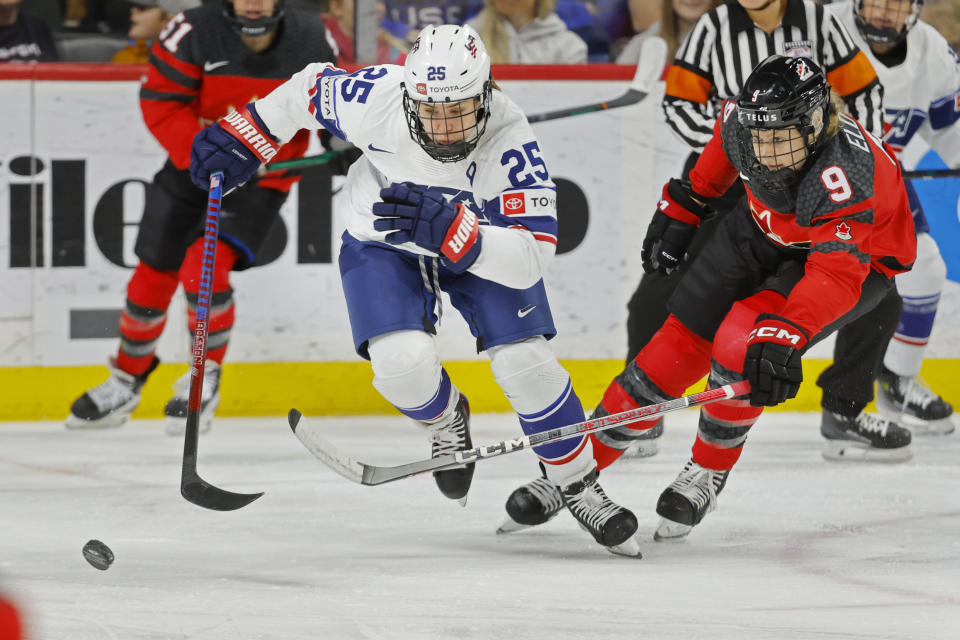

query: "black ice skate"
left=164, top=361, right=221, bottom=436
left=561, top=468, right=641, bottom=557
left=423, top=394, right=474, bottom=504
left=497, top=476, right=564, bottom=534
left=876, top=366, right=955, bottom=436
left=655, top=458, right=729, bottom=541
left=66, top=358, right=157, bottom=429
left=820, top=410, right=912, bottom=462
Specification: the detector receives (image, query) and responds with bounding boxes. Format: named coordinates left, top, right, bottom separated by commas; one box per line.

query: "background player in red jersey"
left=500, top=55, right=916, bottom=542
left=66, top=0, right=338, bottom=435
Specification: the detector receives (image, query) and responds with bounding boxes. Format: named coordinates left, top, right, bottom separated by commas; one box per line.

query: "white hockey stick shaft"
left=289, top=379, right=750, bottom=486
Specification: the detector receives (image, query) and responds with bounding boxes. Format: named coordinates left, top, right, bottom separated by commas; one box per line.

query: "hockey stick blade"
left=181, top=471, right=264, bottom=511
left=289, top=380, right=750, bottom=487
left=526, top=36, right=666, bottom=124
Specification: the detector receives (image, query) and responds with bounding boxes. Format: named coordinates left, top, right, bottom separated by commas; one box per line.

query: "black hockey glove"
left=743, top=313, right=809, bottom=407
left=319, top=129, right=363, bottom=176
left=641, top=178, right=709, bottom=274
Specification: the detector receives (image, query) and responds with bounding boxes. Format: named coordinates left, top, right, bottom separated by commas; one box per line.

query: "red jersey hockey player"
left=66, top=0, right=337, bottom=435
left=500, top=55, right=916, bottom=544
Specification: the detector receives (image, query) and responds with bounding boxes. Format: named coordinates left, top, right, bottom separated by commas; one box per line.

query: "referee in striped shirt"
left=623, top=1, right=908, bottom=459
left=664, top=0, right=884, bottom=150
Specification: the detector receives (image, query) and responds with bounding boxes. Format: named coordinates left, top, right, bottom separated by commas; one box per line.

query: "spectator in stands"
left=606, top=0, right=658, bottom=58
left=324, top=0, right=405, bottom=63
left=468, top=0, right=588, bottom=63
left=617, top=0, right=719, bottom=63
left=0, top=0, right=59, bottom=61
left=112, top=0, right=201, bottom=64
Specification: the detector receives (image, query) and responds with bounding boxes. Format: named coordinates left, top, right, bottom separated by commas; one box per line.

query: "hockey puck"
left=82, top=540, right=114, bottom=571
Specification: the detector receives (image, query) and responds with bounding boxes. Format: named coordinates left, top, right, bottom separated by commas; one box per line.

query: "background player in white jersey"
left=829, top=0, right=959, bottom=434
left=188, top=24, right=642, bottom=557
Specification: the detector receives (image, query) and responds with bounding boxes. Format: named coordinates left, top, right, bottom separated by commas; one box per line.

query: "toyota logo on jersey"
left=502, top=192, right=526, bottom=215
left=416, top=82, right=427, bottom=95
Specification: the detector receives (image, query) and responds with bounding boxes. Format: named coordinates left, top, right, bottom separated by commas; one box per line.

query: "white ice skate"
left=164, top=361, right=221, bottom=436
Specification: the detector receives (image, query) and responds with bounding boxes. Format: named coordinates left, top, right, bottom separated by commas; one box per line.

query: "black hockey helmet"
left=735, top=55, right=831, bottom=193
left=855, top=0, right=922, bottom=46
left=222, top=0, right=285, bottom=37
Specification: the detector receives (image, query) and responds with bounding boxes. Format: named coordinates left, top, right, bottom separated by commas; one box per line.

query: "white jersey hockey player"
left=829, top=0, right=959, bottom=433
left=188, top=24, right=643, bottom=557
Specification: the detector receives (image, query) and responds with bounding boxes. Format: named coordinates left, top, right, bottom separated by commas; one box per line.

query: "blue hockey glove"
left=743, top=314, right=809, bottom=407
left=190, top=104, right=280, bottom=193
left=372, top=182, right=483, bottom=273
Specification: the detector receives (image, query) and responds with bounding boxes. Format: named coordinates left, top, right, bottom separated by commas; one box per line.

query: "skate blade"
left=165, top=395, right=219, bottom=436
left=65, top=413, right=130, bottom=430
left=653, top=518, right=692, bottom=541
left=620, top=439, right=661, bottom=459
left=496, top=517, right=533, bottom=535
left=457, top=495, right=468, bottom=508
left=820, top=441, right=913, bottom=463
left=892, top=415, right=956, bottom=436
left=606, top=534, right=643, bottom=558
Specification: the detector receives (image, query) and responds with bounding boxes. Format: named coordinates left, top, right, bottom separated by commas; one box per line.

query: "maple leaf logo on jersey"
left=502, top=193, right=526, bottom=215
left=835, top=221, right=852, bottom=241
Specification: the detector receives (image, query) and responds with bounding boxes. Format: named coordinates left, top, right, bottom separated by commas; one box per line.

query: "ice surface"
left=2, top=411, right=959, bottom=639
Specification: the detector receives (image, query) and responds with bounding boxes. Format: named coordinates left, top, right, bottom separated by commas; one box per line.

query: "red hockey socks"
left=116, top=262, right=180, bottom=376
left=179, top=238, right=238, bottom=365
left=590, top=316, right=712, bottom=470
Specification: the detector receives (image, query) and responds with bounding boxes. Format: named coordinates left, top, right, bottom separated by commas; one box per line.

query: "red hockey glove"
left=743, top=314, right=809, bottom=407
left=190, top=104, right=280, bottom=193
left=641, top=178, right=709, bottom=274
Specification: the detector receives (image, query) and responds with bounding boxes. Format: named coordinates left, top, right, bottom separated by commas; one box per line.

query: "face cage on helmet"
left=222, top=0, right=284, bottom=37
left=401, top=82, right=492, bottom=163
left=737, top=123, right=816, bottom=195
left=855, top=0, right=921, bottom=45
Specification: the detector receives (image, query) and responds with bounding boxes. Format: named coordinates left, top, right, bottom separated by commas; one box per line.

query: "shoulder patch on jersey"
left=502, top=192, right=526, bottom=214
left=834, top=220, right=852, bottom=240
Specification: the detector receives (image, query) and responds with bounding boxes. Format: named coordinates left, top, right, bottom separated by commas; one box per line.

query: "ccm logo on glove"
left=747, top=325, right=804, bottom=345
left=443, top=204, right=479, bottom=261
left=220, top=108, right=279, bottom=163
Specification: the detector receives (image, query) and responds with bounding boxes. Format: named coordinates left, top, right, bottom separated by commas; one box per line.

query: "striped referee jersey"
left=663, top=0, right=884, bottom=151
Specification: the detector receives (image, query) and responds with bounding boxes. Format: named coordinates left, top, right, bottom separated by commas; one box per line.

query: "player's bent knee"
left=713, top=290, right=786, bottom=372
left=368, top=330, right=442, bottom=408
left=489, top=336, right=569, bottom=415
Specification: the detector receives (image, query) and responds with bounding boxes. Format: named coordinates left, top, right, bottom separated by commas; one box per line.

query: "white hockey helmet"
left=401, top=24, right=493, bottom=162
left=855, top=0, right=922, bottom=46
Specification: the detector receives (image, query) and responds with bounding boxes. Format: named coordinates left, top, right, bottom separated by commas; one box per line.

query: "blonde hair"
left=476, top=0, right=557, bottom=64
left=660, top=0, right=723, bottom=59
left=823, top=90, right=846, bottom=141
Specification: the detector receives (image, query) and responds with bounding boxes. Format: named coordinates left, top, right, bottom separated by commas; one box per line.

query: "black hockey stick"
left=903, top=168, right=960, bottom=179
left=262, top=37, right=669, bottom=174
left=526, top=36, right=666, bottom=123
left=289, top=379, right=750, bottom=486
left=180, top=171, right=264, bottom=511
